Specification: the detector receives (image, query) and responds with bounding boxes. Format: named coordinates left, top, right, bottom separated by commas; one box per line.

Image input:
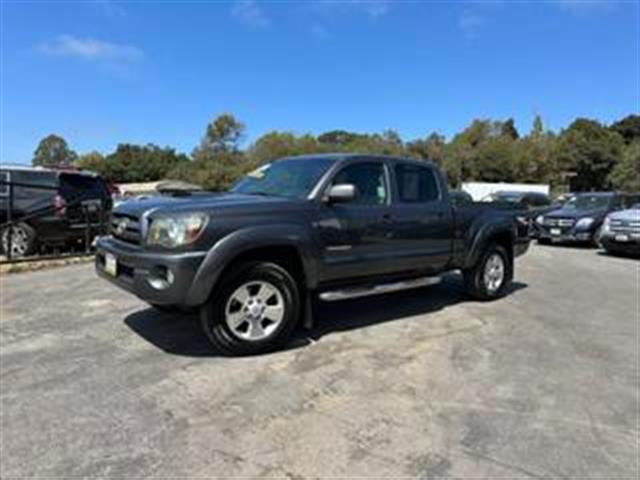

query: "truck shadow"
left=124, top=274, right=527, bottom=357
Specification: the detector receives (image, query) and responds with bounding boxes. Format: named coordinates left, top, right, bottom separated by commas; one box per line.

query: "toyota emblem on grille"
left=115, top=218, right=129, bottom=236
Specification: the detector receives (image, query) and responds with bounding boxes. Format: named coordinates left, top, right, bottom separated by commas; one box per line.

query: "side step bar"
left=319, top=276, right=441, bottom=302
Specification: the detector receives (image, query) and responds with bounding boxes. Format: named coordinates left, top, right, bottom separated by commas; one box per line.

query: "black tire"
left=463, top=244, right=513, bottom=301
left=537, top=238, right=551, bottom=245
left=200, top=262, right=301, bottom=356
left=1, top=222, right=37, bottom=257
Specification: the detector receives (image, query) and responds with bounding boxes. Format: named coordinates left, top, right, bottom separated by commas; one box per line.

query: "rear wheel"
left=464, top=244, right=512, bottom=301
left=200, top=262, right=300, bottom=356
left=1, top=222, right=37, bottom=257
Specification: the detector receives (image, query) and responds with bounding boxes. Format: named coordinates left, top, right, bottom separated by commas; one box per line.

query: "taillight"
left=53, top=194, right=66, bottom=217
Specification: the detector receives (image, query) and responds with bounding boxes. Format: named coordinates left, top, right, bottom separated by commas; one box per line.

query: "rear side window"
left=394, top=164, right=439, bottom=203
left=60, top=174, right=107, bottom=199
left=12, top=171, right=58, bottom=198
left=0, top=171, right=8, bottom=197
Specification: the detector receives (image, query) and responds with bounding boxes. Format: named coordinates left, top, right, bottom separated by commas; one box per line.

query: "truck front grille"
left=609, top=219, right=640, bottom=235
left=544, top=218, right=575, bottom=227
left=111, top=213, right=142, bottom=245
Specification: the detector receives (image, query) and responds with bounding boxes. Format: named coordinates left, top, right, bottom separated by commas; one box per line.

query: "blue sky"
left=1, top=0, right=638, bottom=163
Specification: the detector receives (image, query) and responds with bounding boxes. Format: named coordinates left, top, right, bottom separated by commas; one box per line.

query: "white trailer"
left=461, top=182, right=550, bottom=201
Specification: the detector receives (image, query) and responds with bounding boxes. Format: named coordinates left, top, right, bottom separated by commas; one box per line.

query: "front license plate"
left=615, top=234, right=630, bottom=242
left=104, top=253, right=118, bottom=277
left=550, top=228, right=561, bottom=236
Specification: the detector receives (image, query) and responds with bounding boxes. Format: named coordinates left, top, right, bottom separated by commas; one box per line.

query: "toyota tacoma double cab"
left=96, top=154, right=530, bottom=355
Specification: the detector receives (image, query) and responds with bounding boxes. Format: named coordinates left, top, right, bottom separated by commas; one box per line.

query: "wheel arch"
left=464, top=221, right=516, bottom=270
left=185, top=224, right=318, bottom=307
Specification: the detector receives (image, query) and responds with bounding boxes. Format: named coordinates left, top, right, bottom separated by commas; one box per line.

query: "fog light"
left=147, top=266, right=175, bottom=290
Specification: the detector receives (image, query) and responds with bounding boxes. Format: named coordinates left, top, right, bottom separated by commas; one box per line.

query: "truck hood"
left=606, top=208, right=640, bottom=222
left=113, top=192, right=306, bottom=218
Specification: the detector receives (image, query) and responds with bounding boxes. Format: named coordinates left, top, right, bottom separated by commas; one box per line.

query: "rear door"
left=387, top=162, right=452, bottom=273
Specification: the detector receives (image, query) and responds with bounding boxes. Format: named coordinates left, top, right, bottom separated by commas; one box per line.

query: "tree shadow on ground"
left=124, top=273, right=527, bottom=357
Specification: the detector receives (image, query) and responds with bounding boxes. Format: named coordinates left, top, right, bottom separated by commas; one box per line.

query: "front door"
left=314, top=160, right=395, bottom=284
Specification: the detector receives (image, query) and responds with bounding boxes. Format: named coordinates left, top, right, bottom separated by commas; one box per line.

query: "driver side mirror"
left=324, top=184, right=358, bottom=204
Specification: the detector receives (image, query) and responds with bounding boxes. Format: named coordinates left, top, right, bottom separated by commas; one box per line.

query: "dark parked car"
left=537, top=192, right=640, bottom=246
left=483, top=191, right=556, bottom=238
left=599, top=204, right=640, bottom=256
left=96, top=154, right=530, bottom=355
left=0, top=166, right=112, bottom=256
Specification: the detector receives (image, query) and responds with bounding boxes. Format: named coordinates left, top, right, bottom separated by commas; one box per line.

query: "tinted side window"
left=13, top=171, right=58, bottom=199
left=60, top=174, right=108, bottom=199
left=331, top=162, right=387, bottom=206
left=394, top=164, right=439, bottom=203
left=0, top=171, right=8, bottom=197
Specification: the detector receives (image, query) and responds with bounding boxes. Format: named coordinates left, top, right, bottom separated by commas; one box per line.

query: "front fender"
left=184, top=224, right=319, bottom=306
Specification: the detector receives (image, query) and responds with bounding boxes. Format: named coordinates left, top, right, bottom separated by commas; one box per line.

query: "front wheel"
left=200, top=262, right=300, bottom=356
left=463, top=244, right=512, bottom=301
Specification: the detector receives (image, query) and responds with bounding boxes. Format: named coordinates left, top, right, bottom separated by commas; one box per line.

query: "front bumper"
left=95, top=236, right=207, bottom=307
left=600, top=233, right=640, bottom=255
left=538, top=225, right=595, bottom=243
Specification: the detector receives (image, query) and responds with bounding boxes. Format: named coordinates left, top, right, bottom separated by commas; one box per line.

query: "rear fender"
left=463, top=218, right=516, bottom=269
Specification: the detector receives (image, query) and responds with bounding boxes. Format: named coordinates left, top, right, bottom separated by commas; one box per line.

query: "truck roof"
left=277, top=153, right=436, bottom=167
left=0, top=164, right=101, bottom=178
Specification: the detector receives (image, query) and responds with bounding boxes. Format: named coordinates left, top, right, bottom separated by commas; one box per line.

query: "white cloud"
left=313, top=1, right=391, bottom=19
left=459, top=10, right=485, bottom=38
left=231, top=0, right=270, bottom=28
left=36, top=35, right=144, bottom=63
left=92, top=0, right=128, bottom=18
left=553, top=0, right=618, bottom=13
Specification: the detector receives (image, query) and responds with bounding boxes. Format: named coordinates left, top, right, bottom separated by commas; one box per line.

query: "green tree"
left=193, top=113, right=245, bottom=159
left=500, top=118, right=520, bottom=140
left=248, top=131, right=326, bottom=166
left=75, top=151, right=107, bottom=173
left=407, top=132, right=446, bottom=165
left=608, top=141, right=640, bottom=191
left=170, top=114, right=251, bottom=191
left=513, top=115, right=558, bottom=185
left=32, top=134, right=78, bottom=167
left=553, top=118, right=624, bottom=191
left=610, top=115, right=640, bottom=144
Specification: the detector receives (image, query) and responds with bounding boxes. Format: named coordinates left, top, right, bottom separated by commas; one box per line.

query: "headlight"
left=575, top=217, right=594, bottom=229
left=147, top=212, right=208, bottom=248
left=536, top=215, right=544, bottom=225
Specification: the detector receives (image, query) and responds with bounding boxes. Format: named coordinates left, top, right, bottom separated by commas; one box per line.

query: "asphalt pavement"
left=1, top=244, right=638, bottom=478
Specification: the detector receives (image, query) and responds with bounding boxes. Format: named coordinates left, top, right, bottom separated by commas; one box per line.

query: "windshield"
left=564, top=195, right=612, bottom=210
left=488, top=192, right=523, bottom=203
left=231, top=158, right=335, bottom=199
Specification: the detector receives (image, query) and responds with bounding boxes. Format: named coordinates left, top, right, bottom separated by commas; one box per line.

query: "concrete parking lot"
left=1, top=245, right=638, bottom=478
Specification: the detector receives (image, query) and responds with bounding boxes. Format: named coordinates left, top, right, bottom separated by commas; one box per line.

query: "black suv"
left=0, top=166, right=112, bottom=256
left=537, top=192, right=640, bottom=245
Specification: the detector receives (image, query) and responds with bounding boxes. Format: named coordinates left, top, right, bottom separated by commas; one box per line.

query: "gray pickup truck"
left=96, top=154, right=530, bottom=355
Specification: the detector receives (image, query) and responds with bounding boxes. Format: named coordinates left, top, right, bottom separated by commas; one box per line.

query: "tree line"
left=31, top=113, right=640, bottom=193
